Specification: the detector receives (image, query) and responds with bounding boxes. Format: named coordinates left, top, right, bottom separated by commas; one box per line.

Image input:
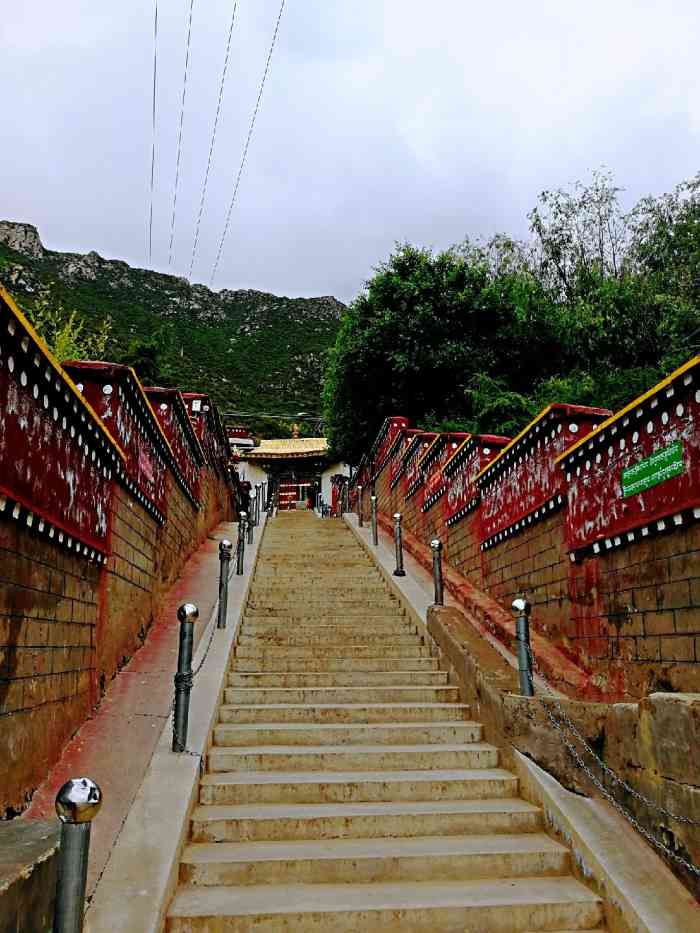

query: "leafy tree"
left=117, top=324, right=173, bottom=385
left=324, top=170, right=699, bottom=462
left=22, top=289, right=111, bottom=362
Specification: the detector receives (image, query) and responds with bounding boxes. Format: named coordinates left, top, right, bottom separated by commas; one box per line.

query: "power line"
left=147, top=0, right=159, bottom=264
left=168, top=0, right=196, bottom=268
left=188, top=0, right=240, bottom=280
left=210, top=0, right=287, bottom=286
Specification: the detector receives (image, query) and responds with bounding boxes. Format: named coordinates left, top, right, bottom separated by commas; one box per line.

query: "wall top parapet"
left=369, top=416, right=410, bottom=477
left=64, top=361, right=175, bottom=464
left=144, top=386, right=205, bottom=509
left=477, top=402, right=611, bottom=489
left=182, top=391, right=231, bottom=471
left=442, top=433, right=510, bottom=477
left=63, top=361, right=178, bottom=523
left=0, top=286, right=125, bottom=559
left=417, top=432, right=471, bottom=471
left=559, top=354, right=700, bottom=556
left=556, top=354, right=700, bottom=466
left=144, top=386, right=206, bottom=466
left=0, top=286, right=126, bottom=462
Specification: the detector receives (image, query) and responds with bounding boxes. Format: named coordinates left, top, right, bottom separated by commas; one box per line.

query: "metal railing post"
left=512, top=597, right=534, bottom=697
left=393, top=512, right=406, bottom=576
left=430, top=538, right=444, bottom=606
left=172, top=602, right=199, bottom=752
left=370, top=495, right=378, bottom=545
left=217, top=540, right=233, bottom=629
left=357, top=484, right=363, bottom=527
left=53, top=778, right=102, bottom=933
left=236, top=512, right=247, bottom=575
left=247, top=501, right=255, bottom=544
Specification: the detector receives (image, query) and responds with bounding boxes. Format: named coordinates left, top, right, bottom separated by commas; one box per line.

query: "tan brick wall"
left=99, top=486, right=158, bottom=695
left=1, top=464, right=232, bottom=816
left=0, top=520, right=99, bottom=816
left=569, top=522, right=700, bottom=694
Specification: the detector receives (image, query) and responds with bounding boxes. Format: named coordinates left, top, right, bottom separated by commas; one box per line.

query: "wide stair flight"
left=167, top=512, right=606, bottom=931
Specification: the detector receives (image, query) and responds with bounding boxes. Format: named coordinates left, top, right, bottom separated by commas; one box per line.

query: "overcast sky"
left=2, top=1, right=699, bottom=303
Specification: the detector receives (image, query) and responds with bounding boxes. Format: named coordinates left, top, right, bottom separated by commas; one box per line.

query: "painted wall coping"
left=557, top=354, right=700, bottom=465
left=0, top=286, right=125, bottom=560
left=0, top=286, right=125, bottom=461
left=477, top=402, right=611, bottom=488
left=442, top=433, right=510, bottom=476
left=181, top=391, right=231, bottom=459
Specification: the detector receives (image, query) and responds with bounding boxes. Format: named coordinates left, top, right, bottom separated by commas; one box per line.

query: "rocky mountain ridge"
left=0, top=221, right=345, bottom=423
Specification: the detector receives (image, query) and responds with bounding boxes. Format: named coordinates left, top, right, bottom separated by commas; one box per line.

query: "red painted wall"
left=352, top=356, right=700, bottom=699
left=0, top=286, right=233, bottom=816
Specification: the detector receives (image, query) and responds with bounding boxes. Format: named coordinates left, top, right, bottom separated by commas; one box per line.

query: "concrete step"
left=241, top=620, right=417, bottom=637
left=218, top=703, right=470, bottom=724
left=245, top=599, right=406, bottom=621
left=212, top=721, right=483, bottom=748
left=231, top=656, right=439, bottom=673
left=190, top=798, right=541, bottom=842
left=238, top=630, right=421, bottom=646
left=198, top=768, right=520, bottom=806
left=234, top=643, right=431, bottom=660
left=167, top=877, right=603, bottom=932
left=249, top=583, right=388, bottom=596
left=179, top=833, right=570, bottom=886
left=227, top=670, right=449, bottom=687
left=207, top=742, right=500, bottom=773
left=254, top=571, right=382, bottom=581
left=223, top=685, right=461, bottom=705
left=242, top=614, right=410, bottom=627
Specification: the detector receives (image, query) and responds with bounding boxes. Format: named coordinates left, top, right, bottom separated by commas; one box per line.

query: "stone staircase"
left=167, top=512, right=606, bottom=931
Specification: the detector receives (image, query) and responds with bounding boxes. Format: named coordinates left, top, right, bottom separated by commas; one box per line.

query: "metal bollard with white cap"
left=236, top=512, right=247, bottom=575
left=370, top=495, right=378, bottom=545
left=172, top=602, right=199, bottom=752
left=430, top=538, right=444, bottom=606
left=393, top=513, right=406, bottom=576
left=357, top=484, right=363, bottom=527
left=217, top=539, right=233, bottom=629
left=54, top=777, right=102, bottom=933
left=512, top=596, right=534, bottom=697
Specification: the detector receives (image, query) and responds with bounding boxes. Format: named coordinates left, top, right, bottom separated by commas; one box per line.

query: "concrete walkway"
left=23, top=521, right=241, bottom=902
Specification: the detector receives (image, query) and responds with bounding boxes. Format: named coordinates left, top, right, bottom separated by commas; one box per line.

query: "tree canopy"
left=323, top=171, right=698, bottom=464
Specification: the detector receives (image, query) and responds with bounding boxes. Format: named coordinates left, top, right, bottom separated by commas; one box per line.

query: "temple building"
left=231, top=426, right=350, bottom=511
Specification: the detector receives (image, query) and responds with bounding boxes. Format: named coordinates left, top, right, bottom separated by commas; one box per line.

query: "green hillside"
left=0, top=222, right=344, bottom=433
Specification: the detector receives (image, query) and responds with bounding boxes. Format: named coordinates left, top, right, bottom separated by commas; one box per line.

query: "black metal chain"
left=526, top=645, right=700, bottom=875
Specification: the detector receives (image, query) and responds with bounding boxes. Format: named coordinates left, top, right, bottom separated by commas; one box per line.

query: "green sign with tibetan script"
left=621, top=440, right=685, bottom=497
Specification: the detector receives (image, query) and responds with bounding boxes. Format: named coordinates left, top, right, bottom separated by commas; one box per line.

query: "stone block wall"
left=426, top=603, right=700, bottom=897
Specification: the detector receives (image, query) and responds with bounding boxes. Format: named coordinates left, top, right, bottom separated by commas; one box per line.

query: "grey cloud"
left=1, top=0, right=698, bottom=303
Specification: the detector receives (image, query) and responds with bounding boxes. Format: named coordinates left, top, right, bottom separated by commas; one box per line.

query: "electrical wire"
left=168, top=0, right=196, bottom=267
left=210, top=0, right=287, bottom=285
left=147, top=0, right=159, bottom=264
left=188, top=0, right=240, bottom=280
